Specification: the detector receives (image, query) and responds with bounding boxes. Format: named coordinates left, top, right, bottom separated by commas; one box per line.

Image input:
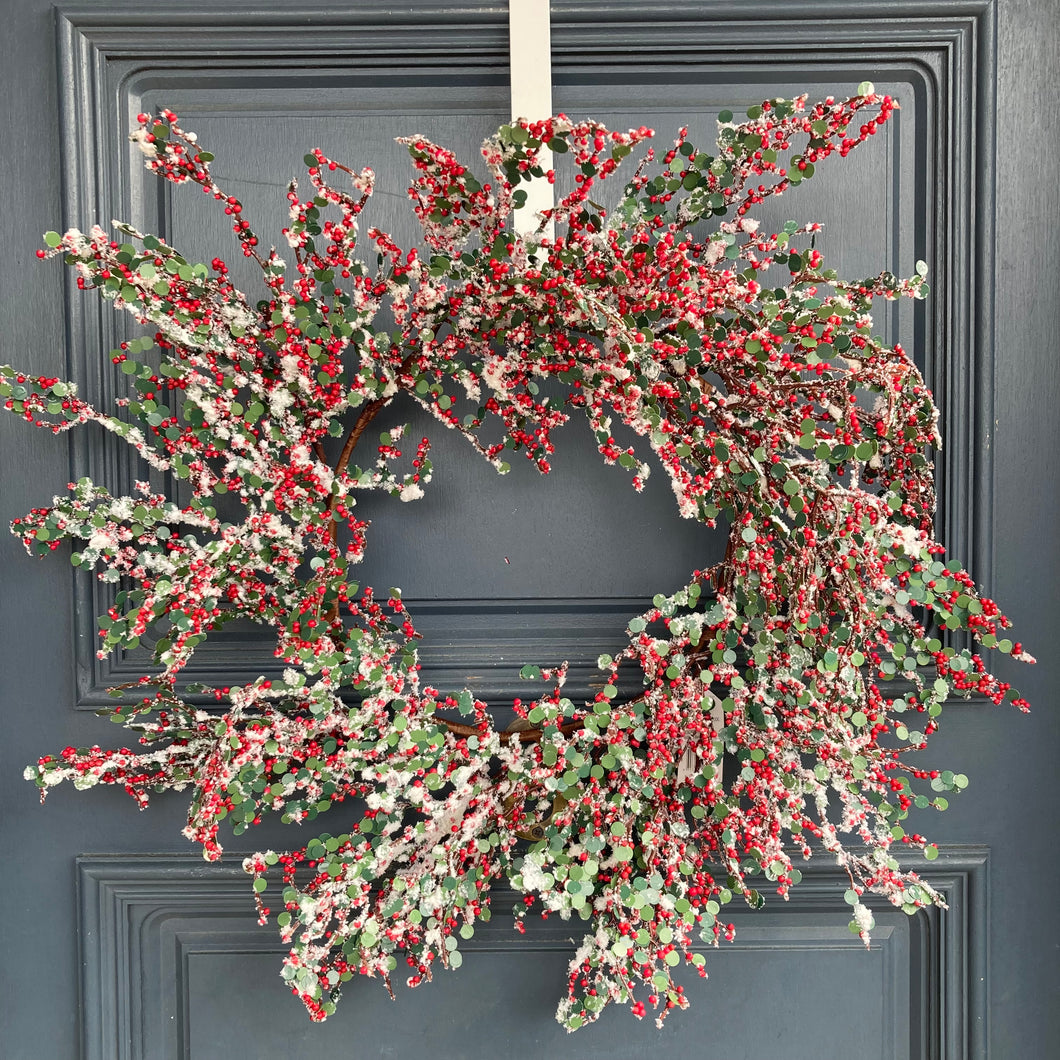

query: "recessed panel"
left=73, top=67, right=928, bottom=703
left=183, top=920, right=907, bottom=1060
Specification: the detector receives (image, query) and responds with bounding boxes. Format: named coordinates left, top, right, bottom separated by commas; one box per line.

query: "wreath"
left=6, top=83, right=1032, bottom=1031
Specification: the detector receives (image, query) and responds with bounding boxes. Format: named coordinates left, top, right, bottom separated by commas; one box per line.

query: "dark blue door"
left=1, top=3, right=1056, bottom=1057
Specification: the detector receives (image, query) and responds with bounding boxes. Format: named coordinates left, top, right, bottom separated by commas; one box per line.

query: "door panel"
left=2, top=3, right=1056, bottom=1058
left=78, top=852, right=985, bottom=1060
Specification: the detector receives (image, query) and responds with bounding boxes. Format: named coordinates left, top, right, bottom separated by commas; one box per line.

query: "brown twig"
left=321, top=354, right=421, bottom=625
left=439, top=716, right=585, bottom=745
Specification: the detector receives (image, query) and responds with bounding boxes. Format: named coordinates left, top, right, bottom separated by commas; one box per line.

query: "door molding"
left=55, top=2, right=997, bottom=707
left=77, top=845, right=988, bottom=1059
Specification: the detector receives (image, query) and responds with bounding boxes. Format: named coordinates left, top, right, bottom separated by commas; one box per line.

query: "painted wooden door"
left=2, top=3, right=1057, bottom=1057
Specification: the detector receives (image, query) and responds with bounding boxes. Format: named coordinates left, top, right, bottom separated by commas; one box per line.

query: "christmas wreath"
left=6, top=83, right=1031, bottom=1030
